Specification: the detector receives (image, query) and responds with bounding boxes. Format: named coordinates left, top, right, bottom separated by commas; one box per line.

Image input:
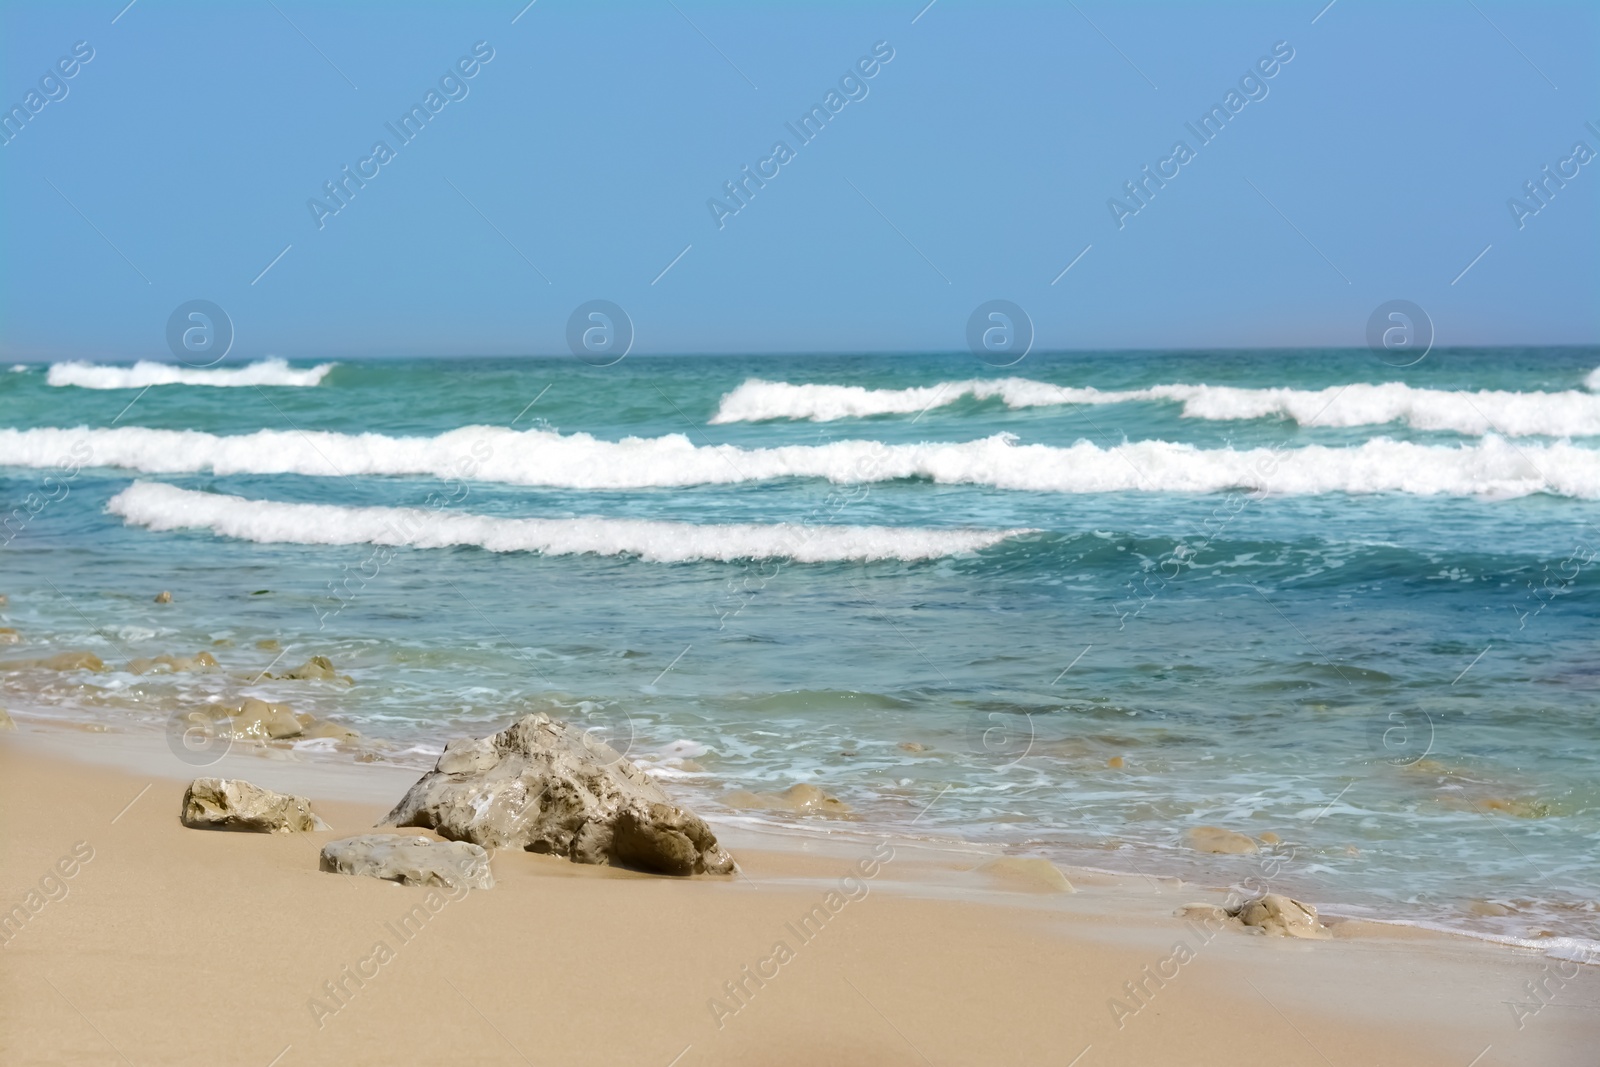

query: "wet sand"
left=1, top=728, right=1595, bottom=1067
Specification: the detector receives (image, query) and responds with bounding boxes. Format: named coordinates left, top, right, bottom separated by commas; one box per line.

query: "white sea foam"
left=106, top=482, right=1030, bottom=563
left=1587, top=365, right=1600, bottom=391
left=8, top=424, right=1600, bottom=498
left=46, top=358, right=335, bottom=389
left=712, top=377, right=1600, bottom=437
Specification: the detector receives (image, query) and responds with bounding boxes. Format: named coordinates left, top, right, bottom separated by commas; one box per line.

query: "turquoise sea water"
left=2, top=348, right=1598, bottom=953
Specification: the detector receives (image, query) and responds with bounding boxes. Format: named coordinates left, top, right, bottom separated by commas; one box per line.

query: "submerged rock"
left=181, top=777, right=321, bottom=833
left=721, top=783, right=851, bottom=816
left=14, top=651, right=108, bottom=672
left=976, top=856, right=1074, bottom=893
left=300, top=719, right=361, bottom=741
left=231, top=697, right=304, bottom=740
left=320, top=834, right=493, bottom=889
left=383, top=713, right=735, bottom=876
left=128, top=651, right=219, bottom=675
left=0, top=628, right=19, bottom=645
left=1186, top=825, right=1259, bottom=855
left=272, top=655, right=349, bottom=683
left=154, top=590, right=172, bottom=604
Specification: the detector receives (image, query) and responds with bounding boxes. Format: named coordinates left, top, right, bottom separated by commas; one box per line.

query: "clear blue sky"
left=1, top=0, right=1595, bottom=360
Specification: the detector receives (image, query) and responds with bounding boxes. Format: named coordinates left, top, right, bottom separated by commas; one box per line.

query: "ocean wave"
left=711, top=377, right=1600, bottom=437
left=6, top=424, right=1600, bottom=498
left=46, top=358, right=335, bottom=389
left=106, top=482, right=1030, bottom=562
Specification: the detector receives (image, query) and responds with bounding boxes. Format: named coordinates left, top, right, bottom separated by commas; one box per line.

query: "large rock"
left=182, top=777, right=322, bottom=833
left=320, top=834, right=493, bottom=889
left=383, top=713, right=735, bottom=876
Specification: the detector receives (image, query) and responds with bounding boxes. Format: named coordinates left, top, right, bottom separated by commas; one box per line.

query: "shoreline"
left=3, top=721, right=1598, bottom=1065
left=4, top=708, right=1598, bottom=968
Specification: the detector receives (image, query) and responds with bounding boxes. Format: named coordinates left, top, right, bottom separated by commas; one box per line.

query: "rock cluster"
left=384, top=713, right=735, bottom=876
left=181, top=777, right=323, bottom=834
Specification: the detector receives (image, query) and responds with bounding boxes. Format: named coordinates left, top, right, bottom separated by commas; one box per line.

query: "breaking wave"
left=46, top=358, right=335, bottom=389
left=6, top=424, right=1600, bottom=498
left=106, top=482, right=1030, bottom=563
left=711, top=377, right=1600, bottom=437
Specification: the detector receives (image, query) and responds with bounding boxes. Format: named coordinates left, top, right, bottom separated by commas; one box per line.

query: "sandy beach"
left=2, top=725, right=1594, bottom=1067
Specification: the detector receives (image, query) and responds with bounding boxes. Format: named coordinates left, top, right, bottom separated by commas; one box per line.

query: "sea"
left=2, top=347, right=1597, bottom=960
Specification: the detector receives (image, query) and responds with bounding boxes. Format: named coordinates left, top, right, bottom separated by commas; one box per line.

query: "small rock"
left=300, top=720, right=361, bottom=741
left=721, top=783, right=851, bottom=816
left=976, top=856, right=1074, bottom=893
left=898, top=741, right=930, bottom=753
left=1236, top=893, right=1329, bottom=939
left=274, top=655, right=344, bottom=681
left=154, top=591, right=172, bottom=604
left=0, top=628, right=19, bottom=645
left=1258, top=831, right=1280, bottom=845
left=1107, top=756, right=1124, bottom=769
left=231, top=697, right=304, bottom=740
left=182, top=778, right=321, bottom=833
left=255, top=639, right=281, bottom=651
left=1186, top=826, right=1258, bottom=855
left=0, top=707, right=15, bottom=731
left=320, top=834, right=493, bottom=889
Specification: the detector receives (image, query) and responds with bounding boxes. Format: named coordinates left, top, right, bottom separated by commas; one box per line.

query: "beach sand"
left=1, top=729, right=1595, bottom=1066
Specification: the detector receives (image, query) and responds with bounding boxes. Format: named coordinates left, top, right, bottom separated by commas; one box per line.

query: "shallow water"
left=2, top=348, right=1597, bottom=953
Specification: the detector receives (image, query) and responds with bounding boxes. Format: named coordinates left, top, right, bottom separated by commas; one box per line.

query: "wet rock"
left=1186, top=826, right=1258, bottom=855
left=898, top=741, right=930, bottom=753
left=1107, top=756, right=1125, bottom=769
left=1236, top=893, right=1329, bottom=939
left=320, top=833, right=493, bottom=889
left=256, top=639, right=281, bottom=651
left=154, top=591, right=172, bottom=604
left=0, top=707, right=15, bottom=731
left=721, top=783, right=851, bottom=816
left=301, top=719, right=361, bottom=742
left=17, top=651, right=108, bottom=672
left=181, top=777, right=321, bottom=833
left=128, top=651, right=220, bottom=675
left=0, top=628, right=19, bottom=645
left=273, top=655, right=348, bottom=682
left=976, top=856, right=1074, bottom=893
left=231, top=697, right=304, bottom=740
left=383, top=713, right=735, bottom=877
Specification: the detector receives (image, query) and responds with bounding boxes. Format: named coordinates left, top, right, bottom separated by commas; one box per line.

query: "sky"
left=0, top=0, right=1595, bottom=360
